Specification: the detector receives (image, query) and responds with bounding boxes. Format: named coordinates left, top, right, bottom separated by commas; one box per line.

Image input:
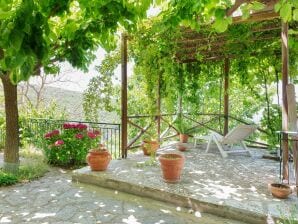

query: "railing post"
left=223, top=58, right=229, bottom=136
left=121, top=33, right=128, bottom=158
left=157, top=74, right=161, bottom=142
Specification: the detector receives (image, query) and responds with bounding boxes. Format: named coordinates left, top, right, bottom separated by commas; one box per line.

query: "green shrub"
left=41, top=122, right=101, bottom=167
left=0, top=171, right=18, bottom=186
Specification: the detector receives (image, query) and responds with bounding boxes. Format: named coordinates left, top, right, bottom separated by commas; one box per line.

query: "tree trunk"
left=0, top=73, right=20, bottom=173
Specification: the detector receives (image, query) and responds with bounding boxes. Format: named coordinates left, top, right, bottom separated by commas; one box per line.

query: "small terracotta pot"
left=86, top=150, right=111, bottom=171
left=159, top=153, right=185, bottom=183
left=268, top=183, right=292, bottom=199
left=179, top=134, right=189, bottom=143
left=177, top=143, right=187, bottom=151
left=141, top=140, right=159, bottom=156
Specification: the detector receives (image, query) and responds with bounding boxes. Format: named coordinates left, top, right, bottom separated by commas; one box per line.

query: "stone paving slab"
left=0, top=168, right=245, bottom=224
left=73, top=143, right=298, bottom=224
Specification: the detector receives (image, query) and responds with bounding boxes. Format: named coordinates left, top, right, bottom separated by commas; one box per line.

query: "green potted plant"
left=141, top=131, right=159, bottom=156
left=174, top=118, right=194, bottom=143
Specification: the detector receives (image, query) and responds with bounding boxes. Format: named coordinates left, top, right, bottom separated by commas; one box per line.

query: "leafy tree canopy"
left=0, top=0, right=152, bottom=82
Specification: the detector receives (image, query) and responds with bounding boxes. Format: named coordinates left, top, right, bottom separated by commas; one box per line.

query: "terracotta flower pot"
left=159, top=153, right=185, bottom=183
left=268, top=183, right=292, bottom=199
left=179, top=134, right=189, bottom=143
left=177, top=143, right=187, bottom=151
left=141, top=140, right=159, bottom=156
left=86, top=150, right=111, bottom=171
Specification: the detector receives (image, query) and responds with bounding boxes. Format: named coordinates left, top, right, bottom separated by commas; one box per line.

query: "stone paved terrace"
left=73, top=142, right=298, bottom=224
left=0, top=168, right=247, bottom=224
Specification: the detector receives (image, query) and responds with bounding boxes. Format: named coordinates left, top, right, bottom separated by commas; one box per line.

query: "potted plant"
left=268, top=183, right=292, bottom=199
left=174, top=117, right=194, bottom=143
left=86, top=143, right=111, bottom=171
left=141, top=132, right=159, bottom=156
left=158, top=153, right=185, bottom=183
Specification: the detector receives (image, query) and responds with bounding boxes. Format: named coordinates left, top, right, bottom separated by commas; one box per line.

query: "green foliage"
left=173, top=116, right=195, bottom=135
left=83, top=50, right=120, bottom=122
left=19, top=101, right=69, bottom=148
left=0, top=0, right=153, bottom=82
left=0, top=170, right=18, bottom=186
left=260, top=105, right=282, bottom=150
left=41, top=122, right=101, bottom=167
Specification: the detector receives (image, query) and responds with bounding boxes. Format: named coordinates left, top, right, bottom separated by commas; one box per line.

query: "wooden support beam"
left=121, top=33, right=128, bottom=158
left=223, top=58, right=230, bottom=136
left=128, top=120, right=144, bottom=131
left=281, top=22, right=289, bottom=181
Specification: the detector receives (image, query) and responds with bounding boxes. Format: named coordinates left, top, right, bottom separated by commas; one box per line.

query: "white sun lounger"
left=206, top=124, right=257, bottom=158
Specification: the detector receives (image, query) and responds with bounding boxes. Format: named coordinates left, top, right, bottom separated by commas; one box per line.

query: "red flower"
left=93, top=130, right=101, bottom=136
left=87, top=131, right=97, bottom=139
left=63, top=123, right=71, bottom=129
left=44, top=132, right=53, bottom=139
left=77, top=123, right=87, bottom=130
left=52, top=130, right=60, bottom=135
left=54, top=140, right=64, bottom=146
left=75, top=133, right=84, bottom=139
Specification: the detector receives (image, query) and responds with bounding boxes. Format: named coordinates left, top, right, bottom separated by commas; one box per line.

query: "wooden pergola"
left=120, top=0, right=297, bottom=193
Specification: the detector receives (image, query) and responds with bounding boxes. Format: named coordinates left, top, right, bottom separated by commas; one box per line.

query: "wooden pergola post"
left=121, top=33, right=128, bottom=158
left=223, top=58, right=230, bottom=136
left=178, top=64, right=183, bottom=115
left=157, top=74, right=161, bottom=142
left=281, top=22, right=289, bottom=181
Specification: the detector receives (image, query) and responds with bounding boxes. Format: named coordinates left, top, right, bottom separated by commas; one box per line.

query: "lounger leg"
left=240, top=141, right=251, bottom=156
left=206, top=136, right=212, bottom=153
left=194, top=138, right=197, bottom=147
left=213, top=138, right=228, bottom=158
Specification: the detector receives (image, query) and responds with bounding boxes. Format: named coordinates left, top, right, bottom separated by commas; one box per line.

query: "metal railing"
left=0, top=118, right=121, bottom=158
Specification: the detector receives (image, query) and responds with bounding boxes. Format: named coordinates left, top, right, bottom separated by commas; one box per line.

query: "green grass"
left=0, top=145, right=49, bottom=187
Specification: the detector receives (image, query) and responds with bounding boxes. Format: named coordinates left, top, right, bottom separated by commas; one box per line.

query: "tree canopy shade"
left=0, top=0, right=152, bottom=172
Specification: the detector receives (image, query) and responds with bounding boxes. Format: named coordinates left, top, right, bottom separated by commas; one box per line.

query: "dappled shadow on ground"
left=75, top=142, right=297, bottom=221
left=0, top=168, right=245, bottom=224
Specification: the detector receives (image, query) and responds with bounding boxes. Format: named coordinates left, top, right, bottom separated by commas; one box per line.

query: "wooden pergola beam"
left=232, top=11, right=279, bottom=24
left=178, top=32, right=280, bottom=50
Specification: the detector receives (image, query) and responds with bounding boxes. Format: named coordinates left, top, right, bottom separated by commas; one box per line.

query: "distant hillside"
left=41, top=86, right=84, bottom=119
left=0, top=84, right=119, bottom=123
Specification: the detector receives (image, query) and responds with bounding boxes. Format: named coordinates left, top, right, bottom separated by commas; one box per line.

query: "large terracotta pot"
left=159, top=153, right=185, bottom=183
left=179, top=134, right=189, bottom=143
left=86, top=150, right=111, bottom=171
left=141, top=140, right=159, bottom=156
left=268, top=183, right=292, bottom=199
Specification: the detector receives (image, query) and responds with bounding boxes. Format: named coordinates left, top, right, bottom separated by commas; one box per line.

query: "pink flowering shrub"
left=42, top=123, right=101, bottom=166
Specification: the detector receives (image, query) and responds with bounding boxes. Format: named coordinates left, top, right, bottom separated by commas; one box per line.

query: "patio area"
left=73, top=142, right=298, bottom=224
